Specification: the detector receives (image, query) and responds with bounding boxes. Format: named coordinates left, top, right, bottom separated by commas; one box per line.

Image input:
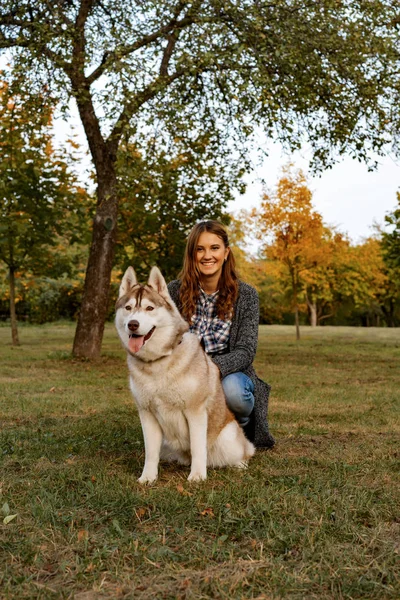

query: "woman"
left=167, top=220, right=275, bottom=449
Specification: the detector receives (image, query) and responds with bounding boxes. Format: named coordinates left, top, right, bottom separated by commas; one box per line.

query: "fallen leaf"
left=200, top=507, right=215, bottom=517
left=77, top=529, right=89, bottom=542
left=135, top=507, right=147, bottom=521
left=1, top=502, right=10, bottom=516
left=176, top=484, right=193, bottom=497
left=3, top=514, right=17, bottom=525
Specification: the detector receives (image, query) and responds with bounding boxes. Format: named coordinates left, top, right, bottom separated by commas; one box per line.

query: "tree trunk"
left=306, top=293, right=317, bottom=327
left=294, top=304, right=300, bottom=340
left=9, top=266, right=20, bottom=346
left=382, top=302, right=395, bottom=327
left=291, top=273, right=301, bottom=341
left=72, top=166, right=118, bottom=359
left=310, top=304, right=317, bottom=327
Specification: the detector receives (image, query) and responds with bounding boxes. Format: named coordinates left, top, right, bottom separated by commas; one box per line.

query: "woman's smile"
left=201, top=261, right=217, bottom=267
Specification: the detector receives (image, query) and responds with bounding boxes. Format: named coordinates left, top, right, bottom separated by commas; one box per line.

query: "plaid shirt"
left=189, top=288, right=232, bottom=355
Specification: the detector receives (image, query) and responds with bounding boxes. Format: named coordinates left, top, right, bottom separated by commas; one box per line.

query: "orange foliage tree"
left=301, top=231, right=350, bottom=325
left=253, top=166, right=330, bottom=339
left=301, top=234, right=389, bottom=326
left=340, top=237, right=389, bottom=325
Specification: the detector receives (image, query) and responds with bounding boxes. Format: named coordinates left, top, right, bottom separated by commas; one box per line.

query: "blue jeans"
left=222, top=372, right=255, bottom=427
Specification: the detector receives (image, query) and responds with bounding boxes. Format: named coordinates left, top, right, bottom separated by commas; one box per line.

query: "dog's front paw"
left=235, top=460, right=249, bottom=470
left=187, top=470, right=207, bottom=482
left=138, top=471, right=158, bottom=484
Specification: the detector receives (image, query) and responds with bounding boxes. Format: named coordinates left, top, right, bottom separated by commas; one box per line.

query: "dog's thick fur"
left=115, top=266, right=255, bottom=483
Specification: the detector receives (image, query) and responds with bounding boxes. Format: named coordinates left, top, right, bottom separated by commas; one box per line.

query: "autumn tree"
left=1, top=1, right=398, bottom=357
left=298, top=231, right=351, bottom=325
left=253, top=166, right=330, bottom=339
left=0, top=79, right=88, bottom=345
left=290, top=233, right=396, bottom=327
left=327, top=237, right=388, bottom=326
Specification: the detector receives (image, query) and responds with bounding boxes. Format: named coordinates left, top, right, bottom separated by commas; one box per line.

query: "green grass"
left=1, top=323, right=399, bottom=599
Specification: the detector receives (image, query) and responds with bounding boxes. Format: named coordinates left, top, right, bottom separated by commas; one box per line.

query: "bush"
left=0, top=276, right=83, bottom=324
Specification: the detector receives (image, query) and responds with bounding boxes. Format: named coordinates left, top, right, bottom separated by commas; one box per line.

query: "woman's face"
left=195, top=231, right=229, bottom=280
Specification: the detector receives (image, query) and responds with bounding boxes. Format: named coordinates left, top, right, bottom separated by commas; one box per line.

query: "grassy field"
left=0, top=323, right=399, bottom=599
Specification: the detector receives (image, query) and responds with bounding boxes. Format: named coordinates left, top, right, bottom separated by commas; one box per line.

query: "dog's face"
left=115, top=266, right=187, bottom=359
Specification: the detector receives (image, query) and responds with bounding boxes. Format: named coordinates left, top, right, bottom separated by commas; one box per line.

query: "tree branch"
left=86, top=1, right=202, bottom=85
left=107, top=67, right=189, bottom=156
left=45, top=0, right=74, bottom=27
left=0, top=34, right=28, bottom=49
left=160, top=33, right=178, bottom=77
left=69, top=75, right=108, bottom=170
left=318, top=313, right=334, bottom=322
left=71, top=0, right=95, bottom=70
left=0, top=15, right=29, bottom=27
left=106, top=52, right=244, bottom=156
left=107, top=34, right=254, bottom=153
left=0, top=9, right=40, bottom=49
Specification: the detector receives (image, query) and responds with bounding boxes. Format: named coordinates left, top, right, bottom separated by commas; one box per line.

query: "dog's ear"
left=147, top=266, right=169, bottom=298
left=119, top=267, right=138, bottom=298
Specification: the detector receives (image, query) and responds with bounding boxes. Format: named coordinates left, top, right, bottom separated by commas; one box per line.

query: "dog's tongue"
left=129, top=335, right=145, bottom=353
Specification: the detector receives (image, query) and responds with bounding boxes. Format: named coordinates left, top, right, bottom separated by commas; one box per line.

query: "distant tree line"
left=1, top=95, right=399, bottom=338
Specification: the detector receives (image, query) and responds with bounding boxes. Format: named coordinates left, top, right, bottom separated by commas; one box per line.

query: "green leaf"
left=1, top=502, right=10, bottom=516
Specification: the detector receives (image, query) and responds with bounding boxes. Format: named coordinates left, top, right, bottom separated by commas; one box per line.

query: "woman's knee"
left=222, top=372, right=255, bottom=418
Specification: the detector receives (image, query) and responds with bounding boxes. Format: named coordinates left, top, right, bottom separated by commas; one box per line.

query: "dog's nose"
left=128, top=320, right=140, bottom=332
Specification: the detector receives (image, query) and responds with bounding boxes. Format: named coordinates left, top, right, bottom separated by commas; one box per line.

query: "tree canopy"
left=2, top=1, right=398, bottom=163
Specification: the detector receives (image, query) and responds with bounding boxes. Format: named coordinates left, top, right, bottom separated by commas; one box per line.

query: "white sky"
left=228, top=142, right=400, bottom=244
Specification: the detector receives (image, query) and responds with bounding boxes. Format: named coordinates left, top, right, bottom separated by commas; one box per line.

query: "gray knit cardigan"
left=167, top=280, right=275, bottom=449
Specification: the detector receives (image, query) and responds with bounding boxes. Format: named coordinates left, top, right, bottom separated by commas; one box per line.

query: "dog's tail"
left=208, top=421, right=255, bottom=468
left=245, top=438, right=256, bottom=460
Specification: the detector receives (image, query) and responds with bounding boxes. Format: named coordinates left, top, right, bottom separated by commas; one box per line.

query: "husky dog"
left=115, top=266, right=255, bottom=483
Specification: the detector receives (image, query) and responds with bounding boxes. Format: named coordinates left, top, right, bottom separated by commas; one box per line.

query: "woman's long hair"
left=178, top=220, right=239, bottom=322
